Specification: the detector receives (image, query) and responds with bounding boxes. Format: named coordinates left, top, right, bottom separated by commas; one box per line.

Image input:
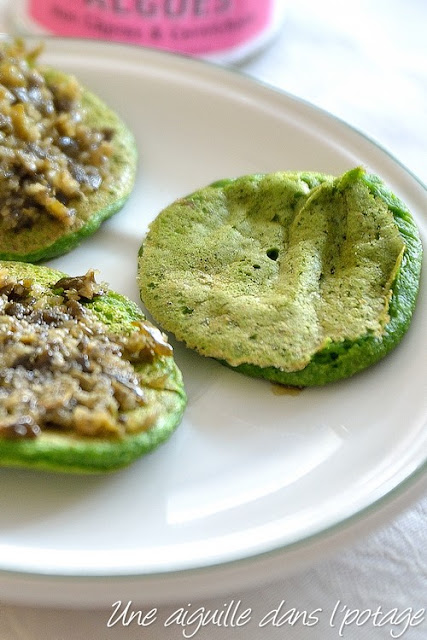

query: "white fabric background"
left=0, top=1, right=425, bottom=638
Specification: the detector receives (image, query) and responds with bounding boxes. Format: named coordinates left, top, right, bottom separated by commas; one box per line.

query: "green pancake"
left=138, top=167, right=422, bottom=386
left=0, top=42, right=137, bottom=262
left=0, top=261, right=186, bottom=473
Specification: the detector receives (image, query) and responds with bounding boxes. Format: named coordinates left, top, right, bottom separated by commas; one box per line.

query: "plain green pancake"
left=0, top=67, right=137, bottom=263
left=0, top=261, right=186, bottom=473
left=138, top=167, right=422, bottom=386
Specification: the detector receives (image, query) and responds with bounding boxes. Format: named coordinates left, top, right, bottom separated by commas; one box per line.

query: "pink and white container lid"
left=9, top=0, right=286, bottom=64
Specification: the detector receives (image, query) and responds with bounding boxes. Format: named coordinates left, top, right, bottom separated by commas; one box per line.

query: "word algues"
left=84, top=0, right=232, bottom=19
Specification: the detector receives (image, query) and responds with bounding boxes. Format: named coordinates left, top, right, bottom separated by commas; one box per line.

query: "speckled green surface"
left=138, top=168, right=422, bottom=386
left=0, top=262, right=186, bottom=473
left=0, top=68, right=137, bottom=263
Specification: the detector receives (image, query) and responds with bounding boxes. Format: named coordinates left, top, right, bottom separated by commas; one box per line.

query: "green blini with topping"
left=0, top=261, right=186, bottom=473
left=138, top=167, right=422, bottom=386
left=0, top=40, right=137, bottom=262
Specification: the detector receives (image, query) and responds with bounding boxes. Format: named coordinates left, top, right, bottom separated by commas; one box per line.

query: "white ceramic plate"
left=0, top=38, right=426, bottom=608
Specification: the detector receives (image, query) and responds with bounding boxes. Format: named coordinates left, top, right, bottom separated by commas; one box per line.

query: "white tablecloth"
left=0, top=1, right=425, bottom=638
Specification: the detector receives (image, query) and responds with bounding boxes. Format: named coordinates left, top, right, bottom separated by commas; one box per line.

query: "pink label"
left=29, top=1, right=273, bottom=56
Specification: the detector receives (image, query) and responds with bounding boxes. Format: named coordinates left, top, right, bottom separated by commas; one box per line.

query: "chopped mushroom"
left=0, top=40, right=114, bottom=231
left=0, top=269, right=173, bottom=439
